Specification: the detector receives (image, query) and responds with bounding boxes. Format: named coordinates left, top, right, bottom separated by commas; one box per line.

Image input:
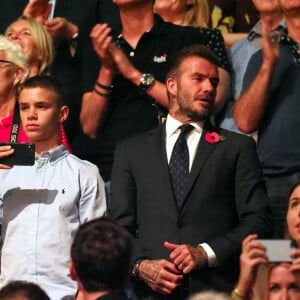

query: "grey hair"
left=0, top=34, right=29, bottom=81
left=188, top=291, right=230, bottom=300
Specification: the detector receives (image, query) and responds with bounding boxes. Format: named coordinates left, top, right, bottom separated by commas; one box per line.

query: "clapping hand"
left=261, top=16, right=280, bottom=68
left=23, top=0, right=52, bottom=24
left=90, top=24, right=115, bottom=70
left=44, top=17, right=78, bottom=40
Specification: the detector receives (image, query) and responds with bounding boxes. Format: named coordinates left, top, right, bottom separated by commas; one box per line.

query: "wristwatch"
left=131, top=258, right=145, bottom=280
left=139, top=73, right=155, bottom=92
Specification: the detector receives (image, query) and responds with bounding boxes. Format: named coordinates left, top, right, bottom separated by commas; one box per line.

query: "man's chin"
left=188, top=109, right=211, bottom=121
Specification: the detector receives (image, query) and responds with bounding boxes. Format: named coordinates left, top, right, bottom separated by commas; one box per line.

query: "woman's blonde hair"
left=184, top=0, right=210, bottom=27
left=0, top=34, right=29, bottom=82
left=251, top=263, right=294, bottom=300
left=6, top=16, right=54, bottom=75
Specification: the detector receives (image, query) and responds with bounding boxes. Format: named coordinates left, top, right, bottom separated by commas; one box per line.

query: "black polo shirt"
left=73, top=15, right=229, bottom=181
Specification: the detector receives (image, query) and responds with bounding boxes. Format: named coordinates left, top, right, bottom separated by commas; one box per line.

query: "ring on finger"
left=180, top=262, right=187, bottom=269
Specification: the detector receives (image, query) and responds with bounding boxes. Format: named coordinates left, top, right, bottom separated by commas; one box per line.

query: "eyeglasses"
left=0, top=59, right=15, bottom=69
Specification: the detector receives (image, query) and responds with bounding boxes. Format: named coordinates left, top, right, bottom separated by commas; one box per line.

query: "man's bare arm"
left=233, top=17, right=280, bottom=133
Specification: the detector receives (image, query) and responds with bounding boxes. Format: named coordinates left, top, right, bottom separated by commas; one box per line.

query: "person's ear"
left=59, top=105, right=69, bottom=123
left=13, top=67, right=25, bottom=85
left=69, top=261, right=78, bottom=281
left=166, top=76, right=177, bottom=97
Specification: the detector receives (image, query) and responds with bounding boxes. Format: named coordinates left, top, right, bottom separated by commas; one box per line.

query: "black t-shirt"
left=72, top=15, right=229, bottom=181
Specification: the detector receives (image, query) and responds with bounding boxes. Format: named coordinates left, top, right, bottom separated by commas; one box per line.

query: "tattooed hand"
left=138, top=259, right=183, bottom=295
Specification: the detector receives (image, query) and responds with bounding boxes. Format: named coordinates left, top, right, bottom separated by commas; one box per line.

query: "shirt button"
left=129, top=51, right=134, bottom=57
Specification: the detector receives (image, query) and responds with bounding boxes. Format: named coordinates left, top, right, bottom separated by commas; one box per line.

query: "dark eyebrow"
left=289, top=196, right=300, bottom=201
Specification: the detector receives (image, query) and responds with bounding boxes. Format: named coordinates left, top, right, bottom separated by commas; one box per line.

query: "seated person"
left=232, top=181, right=300, bottom=299
left=70, top=216, right=132, bottom=300
left=188, top=291, right=230, bottom=300
left=0, top=280, right=50, bottom=300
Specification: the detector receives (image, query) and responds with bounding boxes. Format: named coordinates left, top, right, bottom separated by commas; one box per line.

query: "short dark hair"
left=17, top=75, right=67, bottom=107
left=166, top=44, right=221, bottom=78
left=0, top=280, right=50, bottom=300
left=71, top=217, right=132, bottom=292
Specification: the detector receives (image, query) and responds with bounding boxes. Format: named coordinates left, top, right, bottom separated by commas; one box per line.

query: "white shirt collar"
left=165, top=114, right=204, bottom=137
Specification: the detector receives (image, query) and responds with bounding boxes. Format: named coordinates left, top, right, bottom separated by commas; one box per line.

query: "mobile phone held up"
left=257, top=239, right=294, bottom=262
left=0, top=143, right=35, bottom=166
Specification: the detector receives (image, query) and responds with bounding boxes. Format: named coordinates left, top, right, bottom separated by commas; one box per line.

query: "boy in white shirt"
left=0, top=75, right=106, bottom=300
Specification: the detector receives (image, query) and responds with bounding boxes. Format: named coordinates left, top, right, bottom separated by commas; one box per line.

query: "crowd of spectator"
left=0, top=0, right=300, bottom=299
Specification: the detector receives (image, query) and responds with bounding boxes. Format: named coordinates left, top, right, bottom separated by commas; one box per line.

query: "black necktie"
left=169, top=124, right=194, bottom=208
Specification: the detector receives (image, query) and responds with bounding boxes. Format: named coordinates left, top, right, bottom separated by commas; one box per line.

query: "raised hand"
left=44, top=18, right=78, bottom=40
left=261, top=16, right=280, bottom=68
left=23, top=0, right=52, bottom=24
left=90, top=24, right=115, bottom=70
left=290, top=248, right=300, bottom=272
left=108, top=42, right=139, bottom=82
left=235, top=234, right=268, bottom=297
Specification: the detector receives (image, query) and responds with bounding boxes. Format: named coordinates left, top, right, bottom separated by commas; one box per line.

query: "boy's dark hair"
left=71, top=216, right=132, bottom=292
left=166, top=44, right=221, bottom=78
left=0, top=280, right=50, bottom=300
left=17, top=75, right=67, bottom=107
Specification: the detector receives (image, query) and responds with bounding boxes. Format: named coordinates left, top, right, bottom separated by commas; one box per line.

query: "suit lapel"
left=147, top=123, right=220, bottom=213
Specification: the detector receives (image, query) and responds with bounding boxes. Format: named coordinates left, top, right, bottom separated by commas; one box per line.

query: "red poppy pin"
left=205, top=132, right=226, bottom=144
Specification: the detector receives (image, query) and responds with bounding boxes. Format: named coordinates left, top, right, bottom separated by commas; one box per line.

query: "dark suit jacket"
left=110, top=122, right=272, bottom=299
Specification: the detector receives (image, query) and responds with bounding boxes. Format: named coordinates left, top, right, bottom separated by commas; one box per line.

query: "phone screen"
left=258, top=239, right=293, bottom=262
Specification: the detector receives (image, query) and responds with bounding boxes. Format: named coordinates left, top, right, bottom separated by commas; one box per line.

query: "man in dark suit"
left=110, top=45, right=273, bottom=299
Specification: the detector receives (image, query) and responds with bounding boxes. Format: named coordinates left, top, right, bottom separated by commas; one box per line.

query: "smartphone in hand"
left=257, top=239, right=294, bottom=262
left=0, top=143, right=35, bottom=166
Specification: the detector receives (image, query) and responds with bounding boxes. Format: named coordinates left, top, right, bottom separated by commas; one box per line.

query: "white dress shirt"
left=165, top=115, right=217, bottom=267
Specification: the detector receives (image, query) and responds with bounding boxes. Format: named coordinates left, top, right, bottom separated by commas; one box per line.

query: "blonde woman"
left=0, top=35, right=29, bottom=143
left=5, top=16, right=54, bottom=76
left=154, top=0, right=210, bottom=27
left=5, top=16, right=71, bottom=150
left=232, top=181, right=300, bottom=300
left=232, top=235, right=300, bottom=300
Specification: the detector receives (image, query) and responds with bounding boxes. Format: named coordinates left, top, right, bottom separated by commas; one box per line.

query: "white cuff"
left=199, top=242, right=218, bottom=267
